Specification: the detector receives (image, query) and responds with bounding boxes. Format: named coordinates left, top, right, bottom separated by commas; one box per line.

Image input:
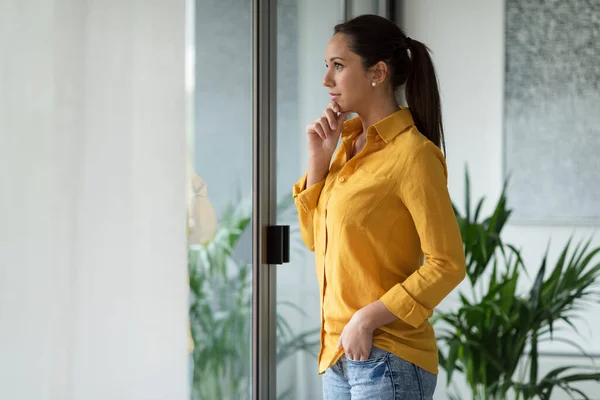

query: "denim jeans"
left=322, top=346, right=437, bottom=400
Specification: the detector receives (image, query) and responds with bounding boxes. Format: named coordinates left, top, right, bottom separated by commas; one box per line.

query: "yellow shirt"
left=292, top=107, right=465, bottom=375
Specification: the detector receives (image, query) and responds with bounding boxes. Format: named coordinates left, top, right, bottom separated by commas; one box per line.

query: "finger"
left=337, top=338, right=342, bottom=349
left=319, top=117, right=332, bottom=138
left=324, top=108, right=337, bottom=130
left=327, top=101, right=339, bottom=114
left=306, top=123, right=321, bottom=139
left=306, top=123, right=314, bottom=135
left=359, top=354, right=367, bottom=361
left=313, top=122, right=326, bottom=140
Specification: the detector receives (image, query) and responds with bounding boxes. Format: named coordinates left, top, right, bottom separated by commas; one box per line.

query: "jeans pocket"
left=344, top=349, right=392, bottom=395
left=344, top=346, right=390, bottom=365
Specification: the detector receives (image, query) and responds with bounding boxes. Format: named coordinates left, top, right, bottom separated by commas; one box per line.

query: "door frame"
left=252, top=0, right=278, bottom=398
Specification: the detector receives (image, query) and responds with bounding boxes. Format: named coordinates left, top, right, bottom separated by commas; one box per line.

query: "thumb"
left=337, top=111, right=351, bottom=125
left=337, top=337, right=342, bottom=349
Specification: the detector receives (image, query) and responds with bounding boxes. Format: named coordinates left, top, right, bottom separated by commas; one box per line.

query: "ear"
left=370, top=61, right=389, bottom=85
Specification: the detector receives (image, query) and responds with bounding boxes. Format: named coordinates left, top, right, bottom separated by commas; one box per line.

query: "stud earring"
left=372, top=82, right=376, bottom=87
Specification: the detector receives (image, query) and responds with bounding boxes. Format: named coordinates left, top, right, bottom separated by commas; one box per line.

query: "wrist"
left=307, top=154, right=331, bottom=165
left=353, top=308, right=376, bottom=332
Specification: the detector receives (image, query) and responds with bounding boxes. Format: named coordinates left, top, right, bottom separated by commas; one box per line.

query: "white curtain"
left=0, top=1, right=189, bottom=399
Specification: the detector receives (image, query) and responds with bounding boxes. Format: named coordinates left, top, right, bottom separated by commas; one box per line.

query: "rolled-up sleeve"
left=293, top=174, right=326, bottom=252
left=379, top=141, right=466, bottom=328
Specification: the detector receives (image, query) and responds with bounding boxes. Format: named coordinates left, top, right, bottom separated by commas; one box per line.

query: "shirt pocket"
left=337, top=167, right=396, bottom=228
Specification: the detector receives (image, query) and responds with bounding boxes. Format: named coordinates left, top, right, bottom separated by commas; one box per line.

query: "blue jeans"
left=322, top=346, right=437, bottom=400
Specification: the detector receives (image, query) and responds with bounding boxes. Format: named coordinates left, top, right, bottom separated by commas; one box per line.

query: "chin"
left=337, top=100, right=356, bottom=114
left=337, top=102, right=350, bottom=114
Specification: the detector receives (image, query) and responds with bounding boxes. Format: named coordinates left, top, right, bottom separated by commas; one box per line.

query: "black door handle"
left=266, top=225, right=290, bottom=264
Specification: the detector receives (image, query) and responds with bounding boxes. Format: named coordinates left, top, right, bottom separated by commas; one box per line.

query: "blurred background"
left=1, top=0, right=599, bottom=399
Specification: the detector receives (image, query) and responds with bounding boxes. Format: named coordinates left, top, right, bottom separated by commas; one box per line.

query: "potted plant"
left=436, top=170, right=600, bottom=400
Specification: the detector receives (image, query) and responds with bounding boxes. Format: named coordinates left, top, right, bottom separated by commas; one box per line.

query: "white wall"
left=401, top=0, right=600, bottom=398
left=0, top=1, right=189, bottom=399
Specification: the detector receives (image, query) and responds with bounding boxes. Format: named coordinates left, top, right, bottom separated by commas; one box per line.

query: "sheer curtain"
left=0, top=2, right=189, bottom=399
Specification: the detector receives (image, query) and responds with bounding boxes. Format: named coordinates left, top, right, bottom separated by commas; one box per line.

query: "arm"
left=295, top=101, right=350, bottom=252
left=352, top=300, right=398, bottom=330
left=292, top=157, right=330, bottom=251
left=376, top=140, right=466, bottom=329
left=306, top=156, right=330, bottom=187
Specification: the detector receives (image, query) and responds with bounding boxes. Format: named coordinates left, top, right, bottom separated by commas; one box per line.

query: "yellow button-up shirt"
left=293, top=107, right=465, bottom=375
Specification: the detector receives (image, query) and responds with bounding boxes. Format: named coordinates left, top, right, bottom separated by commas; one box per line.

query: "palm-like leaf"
left=453, top=168, right=512, bottom=287
left=437, top=168, right=600, bottom=399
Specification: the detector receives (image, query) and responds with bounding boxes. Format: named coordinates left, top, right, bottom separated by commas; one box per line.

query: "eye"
left=334, top=62, right=343, bottom=71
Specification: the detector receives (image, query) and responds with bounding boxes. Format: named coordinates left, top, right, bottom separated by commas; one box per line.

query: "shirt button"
left=338, top=177, right=346, bottom=183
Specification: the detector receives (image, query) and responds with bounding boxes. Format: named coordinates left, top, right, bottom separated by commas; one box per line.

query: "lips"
left=330, top=93, right=340, bottom=99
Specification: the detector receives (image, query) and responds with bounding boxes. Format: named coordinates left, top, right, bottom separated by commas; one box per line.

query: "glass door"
left=186, top=0, right=255, bottom=399
left=187, top=0, right=281, bottom=399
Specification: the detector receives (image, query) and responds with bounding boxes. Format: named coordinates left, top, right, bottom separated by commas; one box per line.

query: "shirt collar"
left=341, top=107, right=415, bottom=143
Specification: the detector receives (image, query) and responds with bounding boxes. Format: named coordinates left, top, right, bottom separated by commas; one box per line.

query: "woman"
left=292, top=15, right=466, bottom=399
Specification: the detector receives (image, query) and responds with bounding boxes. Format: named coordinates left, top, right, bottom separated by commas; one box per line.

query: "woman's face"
left=323, top=34, right=373, bottom=113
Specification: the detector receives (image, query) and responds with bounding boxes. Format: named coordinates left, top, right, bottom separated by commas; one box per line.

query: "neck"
left=356, top=96, right=399, bottom=137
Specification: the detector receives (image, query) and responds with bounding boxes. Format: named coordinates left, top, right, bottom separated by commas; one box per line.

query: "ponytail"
left=405, top=38, right=446, bottom=155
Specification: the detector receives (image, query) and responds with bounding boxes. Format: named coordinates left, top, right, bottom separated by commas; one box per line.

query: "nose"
left=322, top=70, right=334, bottom=88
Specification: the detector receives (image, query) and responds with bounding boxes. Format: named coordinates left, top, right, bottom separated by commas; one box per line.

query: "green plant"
left=436, top=169, right=600, bottom=400
left=452, top=169, right=513, bottom=288
left=188, top=194, right=319, bottom=400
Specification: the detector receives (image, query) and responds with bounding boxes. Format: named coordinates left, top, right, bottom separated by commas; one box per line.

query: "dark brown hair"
left=334, top=14, right=445, bottom=154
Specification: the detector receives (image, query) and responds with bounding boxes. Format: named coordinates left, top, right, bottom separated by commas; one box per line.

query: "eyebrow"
left=326, top=57, right=345, bottom=62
